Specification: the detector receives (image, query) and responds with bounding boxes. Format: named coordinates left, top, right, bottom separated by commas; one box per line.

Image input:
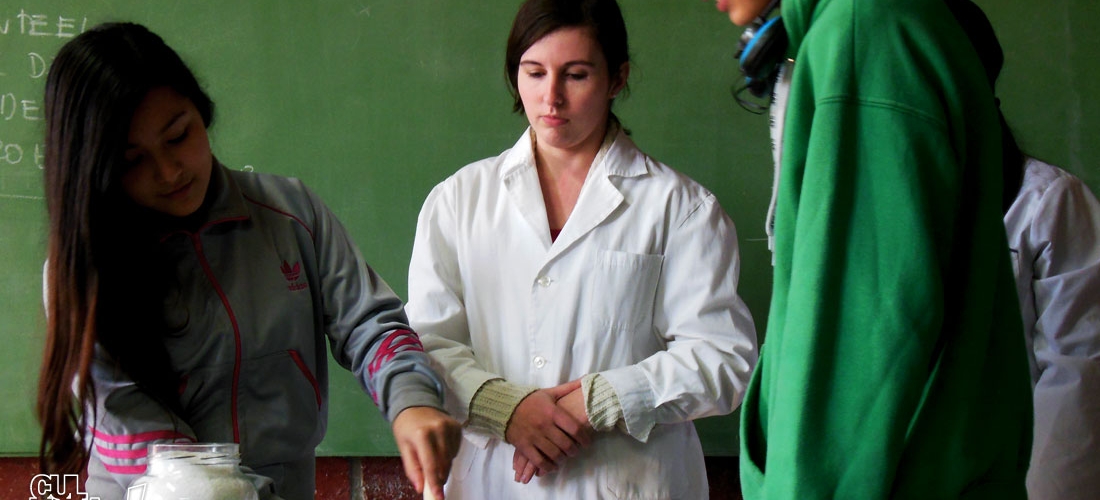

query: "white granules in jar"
left=127, top=444, right=259, bottom=500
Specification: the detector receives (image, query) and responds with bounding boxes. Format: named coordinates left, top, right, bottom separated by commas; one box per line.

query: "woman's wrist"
left=582, top=373, right=624, bottom=432
left=467, top=379, right=538, bottom=440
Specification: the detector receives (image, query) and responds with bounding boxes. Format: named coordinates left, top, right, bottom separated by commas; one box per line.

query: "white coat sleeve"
left=1024, top=175, right=1100, bottom=498
left=598, top=194, right=758, bottom=442
left=406, top=182, right=501, bottom=421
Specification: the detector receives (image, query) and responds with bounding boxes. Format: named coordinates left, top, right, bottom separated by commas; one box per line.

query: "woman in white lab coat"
left=405, top=0, right=758, bottom=498
left=1004, top=156, right=1100, bottom=499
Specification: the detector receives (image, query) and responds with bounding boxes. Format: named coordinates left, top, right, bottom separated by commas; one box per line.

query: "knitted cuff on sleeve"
left=582, top=373, right=625, bottom=432
left=467, top=379, right=538, bottom=440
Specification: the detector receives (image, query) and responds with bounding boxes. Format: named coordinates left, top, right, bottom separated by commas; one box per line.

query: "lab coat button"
left=536, top=276, right=552, bottom=287
left=533, top=356, right=547, bottom=368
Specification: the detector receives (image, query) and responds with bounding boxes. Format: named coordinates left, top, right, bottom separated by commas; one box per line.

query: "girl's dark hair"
left=38, top=22, right=212, bottom=474
left=505, top=0, right=630, bottom=113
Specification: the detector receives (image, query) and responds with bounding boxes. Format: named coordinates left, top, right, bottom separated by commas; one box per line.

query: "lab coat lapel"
left=500, top=127, right=642, bottom=260
left=501, top=131, right=554, bottom=250
left=547, top=166, right=624, bottom=262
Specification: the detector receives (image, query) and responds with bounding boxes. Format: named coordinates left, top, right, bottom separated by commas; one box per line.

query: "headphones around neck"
left=734, top=0, right=788, bottom=110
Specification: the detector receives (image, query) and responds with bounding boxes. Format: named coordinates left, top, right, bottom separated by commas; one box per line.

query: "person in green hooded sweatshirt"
left=709, top=0, right=1034, bottom=497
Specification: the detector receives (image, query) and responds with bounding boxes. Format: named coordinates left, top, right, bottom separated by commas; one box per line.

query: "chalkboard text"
left=0, top=140, right=44, bottom=168
left=0, top=10, right=88, bottom=38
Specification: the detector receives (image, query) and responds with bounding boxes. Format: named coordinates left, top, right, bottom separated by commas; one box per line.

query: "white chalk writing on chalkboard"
left=0, top=10, right=88, bottom=38
left=0, top=193, right=42, bottom=200
left=1, top=93, right=41, bottom=121
left=28, top=52, right=46, bottom=77
left=0, top=139, right=42, bottom=164
left=0, top=9, right=88, bottom=189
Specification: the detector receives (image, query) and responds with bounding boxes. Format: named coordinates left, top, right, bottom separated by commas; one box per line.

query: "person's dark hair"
left=946, top=0, right=1024, bottom=213
left=38, top=22, right=212, bottom=474
left=505, top=0, right=630, bottom=114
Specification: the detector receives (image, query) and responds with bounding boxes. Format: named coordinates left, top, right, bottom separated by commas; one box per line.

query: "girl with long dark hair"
left=37, top=22, right=459, bottom=500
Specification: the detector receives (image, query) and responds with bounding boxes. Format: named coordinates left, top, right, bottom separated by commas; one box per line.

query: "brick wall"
left=4, top=456, right=741, bottom=499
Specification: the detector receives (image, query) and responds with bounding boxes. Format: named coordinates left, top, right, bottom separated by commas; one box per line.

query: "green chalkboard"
left=979, top=0, right=1100, bottom=189
left=1, top=0, right=1098, bottom=458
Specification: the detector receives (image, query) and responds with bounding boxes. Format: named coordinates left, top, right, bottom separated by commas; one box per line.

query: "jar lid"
left=149, top=443, right=240, bottom=463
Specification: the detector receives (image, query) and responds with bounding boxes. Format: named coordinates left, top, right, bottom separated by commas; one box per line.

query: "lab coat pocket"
left=591, top=250, right=663, bottom=334
left=598, top=426, right=698, bottom=499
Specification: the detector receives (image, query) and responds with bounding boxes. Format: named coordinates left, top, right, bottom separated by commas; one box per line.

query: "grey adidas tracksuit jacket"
left=83, top=162, right=443, bottom=500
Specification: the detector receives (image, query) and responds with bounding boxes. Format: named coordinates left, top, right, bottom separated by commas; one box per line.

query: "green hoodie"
left=739, top=0, right=1033, bottom=498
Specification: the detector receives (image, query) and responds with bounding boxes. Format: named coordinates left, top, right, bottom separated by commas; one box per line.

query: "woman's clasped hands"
left=505, top=379, right=593, bottom=484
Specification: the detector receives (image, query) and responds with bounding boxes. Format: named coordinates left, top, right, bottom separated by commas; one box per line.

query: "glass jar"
left=126, top=443, right=259, bottom=500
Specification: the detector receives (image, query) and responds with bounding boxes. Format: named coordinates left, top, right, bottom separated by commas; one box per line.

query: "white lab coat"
left=1004, top=157, right=1100, bottom=500
left=407, top=128, right=758, bottom=499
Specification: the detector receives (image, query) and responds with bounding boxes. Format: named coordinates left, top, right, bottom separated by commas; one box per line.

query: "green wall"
left=979, top=0, right=1100, bottom=189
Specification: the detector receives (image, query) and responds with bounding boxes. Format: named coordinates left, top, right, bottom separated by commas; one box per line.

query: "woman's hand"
left=556, top=385, right=590, bottom=429
left=505, top=379, right=592, bottom=481
left=392, top=406, right=462, bottom=500
left=512, top=384, right=592, bottom=483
